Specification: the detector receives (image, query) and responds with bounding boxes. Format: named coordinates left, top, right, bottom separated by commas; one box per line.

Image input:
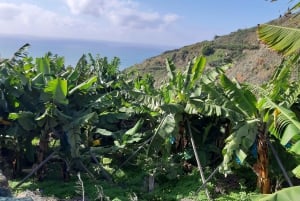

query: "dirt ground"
left=16, top=190, right=83, bottom=201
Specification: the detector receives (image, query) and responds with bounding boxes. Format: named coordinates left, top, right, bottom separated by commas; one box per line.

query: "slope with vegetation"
left=126, top=13, right=300, bottom=86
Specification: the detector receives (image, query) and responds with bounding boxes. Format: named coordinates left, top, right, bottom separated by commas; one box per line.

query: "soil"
left=16, top=190, right=82, bottom=201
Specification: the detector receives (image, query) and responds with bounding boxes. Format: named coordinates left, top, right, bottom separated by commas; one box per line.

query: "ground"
left=16, top=190, right=82, bottom=201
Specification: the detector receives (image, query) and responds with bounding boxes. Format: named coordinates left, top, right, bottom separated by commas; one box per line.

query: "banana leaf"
left=257, top=24, right=300, bottom=55
left=251, top=186, right=300, bottom=201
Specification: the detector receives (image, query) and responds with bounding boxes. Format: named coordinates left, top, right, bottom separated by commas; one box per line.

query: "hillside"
left=125, top=13, right=300, bottom=86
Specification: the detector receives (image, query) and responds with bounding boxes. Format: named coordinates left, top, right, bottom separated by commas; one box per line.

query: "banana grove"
left=1, top=7, right=300, bottom=198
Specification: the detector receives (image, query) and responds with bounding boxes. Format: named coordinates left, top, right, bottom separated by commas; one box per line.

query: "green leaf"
left=53, top=108, right=73, bottom=123
left=148, top=114, right=176, bottom=155
left=220, top=119, right=259, bottom=173
left=10, top=43, right=30, bottom=62
left=235, top=149, right=247, bottom=163
left=255, top=87, right=300, bottom=140
left=9, top=111, right=36, bottom=131
left=69, top=76, right=97, bottom=95
left=290, top=141, right=300, bottom=155
left=201, top=64, right=229, bottom=84
left=274, top=106, right=300, bottom=138
left=122, top=119, right=144, bottom=144
left=183, top=60, right=194, bottom=91
left=165, top=59, right=176, bottom=83
left=292, top=165, right=300, bottom=178
left=160, top=103, right=184, bottom=114
left=280, top=124, right=300, bottom=146
left=32, top=73, right=45, bottom=87
left=67, top=69, right=80, bottom=83
left=220, top=74, right=257, bottom=118
left=187, top=82, right=244, bottom=120
left=191, top=56, right=206, bottom=85
left=8, top=113, right=19, bottom=120
left=95, top=128, right=114, bottom=136
left=158, top=114, right=176, bottom=137
left=124, top=119, right=144, bottom=136
left=68, top=112, right=97, bottom=129
left=36, top=57, right=50, bottom=74
left=44, top=78, right=68, bottom=105
left=252, top=186, right=300, bottom=201
left=66, top=129, right=81, bottom=158
left=291, top=2, right=300, bottom=11
left=184, top=56, right=206, bottom=91
left=257, top=24, right=300, bottom=55
left=35, top=106, right=52, bottom=121
left=126, top=90, right=164, bottom=111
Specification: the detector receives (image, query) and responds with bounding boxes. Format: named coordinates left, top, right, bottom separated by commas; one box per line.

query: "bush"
left=202, top=45, right=215, bottom=56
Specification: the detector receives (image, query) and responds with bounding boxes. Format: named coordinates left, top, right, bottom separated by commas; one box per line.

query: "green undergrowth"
left=9, top=164, right=260, bottom=201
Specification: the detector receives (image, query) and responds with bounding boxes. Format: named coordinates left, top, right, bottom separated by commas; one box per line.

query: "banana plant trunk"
left=254, top=123, right=271, bottom=194
left=36, top=131, right=50, bottom=181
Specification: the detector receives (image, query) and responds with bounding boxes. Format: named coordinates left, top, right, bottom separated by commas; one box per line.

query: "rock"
left=16, top=190, right=58, bottom=201
left=0, top=189, right=11, bottom=197
left=0, top=170, right=11, bottom=197
left=0, top=170, right=33, bottom=200
left=0, top=170, right=8, bottom=188
left=0, top=198, right=33, bottom=201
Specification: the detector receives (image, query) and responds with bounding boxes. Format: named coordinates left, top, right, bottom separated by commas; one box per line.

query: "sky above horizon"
left=0, top=0, right=294, bottom=48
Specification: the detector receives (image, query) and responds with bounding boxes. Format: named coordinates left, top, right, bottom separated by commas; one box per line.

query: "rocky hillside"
left=125, top=13, right=300, bottom=86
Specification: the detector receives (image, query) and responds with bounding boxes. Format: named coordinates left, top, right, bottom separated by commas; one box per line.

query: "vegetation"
left=127, top=13, right=300, bottom=86
left=1, top=1, right=300, bottom=201
left=201, top=44, right=215, bottom=56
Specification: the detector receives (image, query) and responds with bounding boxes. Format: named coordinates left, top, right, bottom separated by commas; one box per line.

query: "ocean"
left=0, top=36, right=174, bottom=70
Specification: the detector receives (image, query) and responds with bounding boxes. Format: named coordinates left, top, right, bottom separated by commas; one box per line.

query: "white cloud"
left=64, top=0, right=179, bottom=30
left=0, top=1, right=182, bottom=46
left=0, top=3, right=19, bottom=20
left=0, top=3, right=83, bottom=37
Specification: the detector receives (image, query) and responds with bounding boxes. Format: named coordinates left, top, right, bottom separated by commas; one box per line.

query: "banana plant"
left=0, top=44, right=43, bottom=173
left=221, top=2, right=300, bottom=191
left=220, top=55, right=300, bottom=193
left=1, top=45, right=125, bottom=178
left=253, top=1, right=300, bottom=192
left=123, top=56, right=242, bottom=200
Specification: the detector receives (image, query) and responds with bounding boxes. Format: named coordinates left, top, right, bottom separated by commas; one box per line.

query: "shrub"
left=202, top=45, right=215, bottom=56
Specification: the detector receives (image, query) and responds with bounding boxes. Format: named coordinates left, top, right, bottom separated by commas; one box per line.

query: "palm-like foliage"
left=220, top=55, right=300, bottom=193
left=257, top=1, right=300, bottom=56
left=123, top=56, right=246, bottom=200
left=0, top=45, right=131, bottom=179
left=220, top=3, right=300, bottom=192
left=257, top=0, right=300, bottom=185
left=257, top=24, right=300, bottom=55
left=124, top=57, right=235, bottom=156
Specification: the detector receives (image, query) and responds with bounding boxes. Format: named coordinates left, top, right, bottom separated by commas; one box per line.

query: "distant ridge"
left=126, top=13, right=300, bottom=86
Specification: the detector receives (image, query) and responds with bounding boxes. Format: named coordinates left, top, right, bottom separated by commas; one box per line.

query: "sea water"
left=0, top=35, right=173, bottom=70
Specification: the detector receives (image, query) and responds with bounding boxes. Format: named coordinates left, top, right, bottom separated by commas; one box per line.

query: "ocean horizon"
left=0, top=35, right=175, bottom=70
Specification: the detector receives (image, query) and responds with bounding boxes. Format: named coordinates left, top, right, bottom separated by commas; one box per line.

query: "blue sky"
left=0, top=0, right=293, bottom=47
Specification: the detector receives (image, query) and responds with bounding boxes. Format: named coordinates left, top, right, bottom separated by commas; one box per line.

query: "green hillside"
left=126, top=13, right=300, bottom=86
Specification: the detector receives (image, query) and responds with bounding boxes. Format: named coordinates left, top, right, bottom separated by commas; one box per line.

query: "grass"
left=10, top=174, right=131, bottom=200
left=8, top=163, right=260, bottom=201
